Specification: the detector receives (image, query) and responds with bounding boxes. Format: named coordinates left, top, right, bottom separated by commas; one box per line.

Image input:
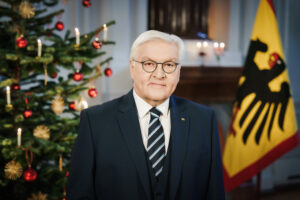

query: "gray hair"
left=130, top=30, right=185, bottom=61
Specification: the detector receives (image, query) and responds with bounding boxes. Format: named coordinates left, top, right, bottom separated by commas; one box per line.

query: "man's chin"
left=147, top=94, right=168, bottom=103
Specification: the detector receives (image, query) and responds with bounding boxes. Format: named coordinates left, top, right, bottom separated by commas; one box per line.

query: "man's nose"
left=153, top=64, right=166, bottom=78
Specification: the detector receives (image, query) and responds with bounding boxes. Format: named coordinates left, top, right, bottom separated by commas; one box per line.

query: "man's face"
left=130, top=39, right=181, bottom=106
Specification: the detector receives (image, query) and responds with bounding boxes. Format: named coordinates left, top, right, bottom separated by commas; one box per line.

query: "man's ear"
left=129, top=60, right=135, bottom=79
left=129, top=60, right=134, bottom=67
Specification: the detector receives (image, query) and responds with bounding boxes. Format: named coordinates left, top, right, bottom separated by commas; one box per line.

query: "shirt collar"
left=133, top=89, right=169, bottom=118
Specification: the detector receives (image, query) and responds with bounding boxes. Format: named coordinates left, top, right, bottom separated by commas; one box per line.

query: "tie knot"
left=150, top=107, right=161, bottom=118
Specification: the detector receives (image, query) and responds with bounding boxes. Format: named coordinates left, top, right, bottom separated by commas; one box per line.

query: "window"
left=148, top=0, right=209, bottom=39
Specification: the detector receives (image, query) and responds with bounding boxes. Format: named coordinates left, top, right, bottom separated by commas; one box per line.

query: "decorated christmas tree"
left=0, top=0, right=115, bottom=199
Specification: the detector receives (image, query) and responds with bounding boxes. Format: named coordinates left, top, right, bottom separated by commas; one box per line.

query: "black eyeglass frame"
left=132, top=59, right=180, bottom=74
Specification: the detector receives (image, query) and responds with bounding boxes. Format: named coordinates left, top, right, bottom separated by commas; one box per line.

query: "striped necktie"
left=147, top=107, right=165, bottom=177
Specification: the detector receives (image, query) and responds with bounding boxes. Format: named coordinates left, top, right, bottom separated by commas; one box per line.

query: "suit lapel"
left=169, top=96, right=189, bottom=199
left=117, top=90, right=151, bottom=200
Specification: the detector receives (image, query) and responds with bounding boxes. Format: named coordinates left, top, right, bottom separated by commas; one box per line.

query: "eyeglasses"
left=133, top=59, right=180, bottom=74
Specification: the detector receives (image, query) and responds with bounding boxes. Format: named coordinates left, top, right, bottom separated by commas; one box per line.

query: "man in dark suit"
left=67, top=30, right=225, bottom=200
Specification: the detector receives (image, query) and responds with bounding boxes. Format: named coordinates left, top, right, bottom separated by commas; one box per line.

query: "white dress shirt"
left=133, top=89, right=171, bottom=152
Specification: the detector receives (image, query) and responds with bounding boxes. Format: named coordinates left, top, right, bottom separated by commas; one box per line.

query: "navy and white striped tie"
left=147, top=107, right=165, bottom=177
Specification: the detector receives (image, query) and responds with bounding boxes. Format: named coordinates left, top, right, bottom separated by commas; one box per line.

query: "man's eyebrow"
left=140, top=57, right=178, bottom=62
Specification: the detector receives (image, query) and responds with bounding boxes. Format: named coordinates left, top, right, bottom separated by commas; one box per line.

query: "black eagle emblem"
left=230, top=39, right=291, bottom=145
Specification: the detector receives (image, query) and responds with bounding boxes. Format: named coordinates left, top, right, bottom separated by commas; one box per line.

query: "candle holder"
left=16, top=145, right=25, bottom=150
left=5, top=104, right=13, bottom=112
left=73, top=44, right=80, bottom=50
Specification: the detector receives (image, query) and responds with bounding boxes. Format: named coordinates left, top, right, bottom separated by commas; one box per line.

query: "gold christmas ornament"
left=33, top=125, right=50, bottom=140
left=96, top=64, right=101, bottom=74
left=19, top=1, right=35, bottom=19
left=4, top=160, right=23, bottom=180
left=27, top=191, right=48, bottom=200
left=51, top=96, right=64, bottom=114
left=14, top=114, right=24, bottom=123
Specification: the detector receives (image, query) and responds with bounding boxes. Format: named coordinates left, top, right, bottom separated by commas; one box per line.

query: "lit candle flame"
left=213, top=42, right=219, bottom=48
left=220, top=42, right=225, bottom=49
left=196, top=42, right=202, bottom=48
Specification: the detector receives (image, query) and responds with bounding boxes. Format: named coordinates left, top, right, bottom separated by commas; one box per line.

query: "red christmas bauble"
left=65, top=171, right=69, bottom=177
left=24, top=109, right=33, bottom=118
left=12, top=83, right=20, bottom=90
left=73, top=72, right=83, bottom=82
left=69, top=102, right=76, bottom=110
left=88, top=88, right=98, bottom=98
left=55, top=21, right=64, bottom=31
left=82, top=0, right=91, bottom=7
left=50, top=72, right=58, bottom=78
left=104, top=68, right=113, bottom=77
left=62, top=198, right=67, bottom=200
left=23, top=167, right=37, bottom=181
left=92, top=39, right=102, bottom=49
left=16, top=36, right=28, bottom=48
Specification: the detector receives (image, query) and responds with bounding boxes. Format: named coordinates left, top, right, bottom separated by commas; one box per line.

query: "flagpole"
left=256, top=172, right=261, bottom=200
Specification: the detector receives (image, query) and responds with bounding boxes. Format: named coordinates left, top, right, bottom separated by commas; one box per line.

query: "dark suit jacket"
left=67, top=90, right=225, bottom=200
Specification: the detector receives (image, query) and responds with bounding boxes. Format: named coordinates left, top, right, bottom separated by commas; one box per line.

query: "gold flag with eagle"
left=222, top=0, right=299, bottom=191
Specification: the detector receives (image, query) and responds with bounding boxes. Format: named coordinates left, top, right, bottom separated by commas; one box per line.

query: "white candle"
left=17, top=128, right=22, bottom=146
left=6, top=86, right=11, bottom=105
left=220, top=42, right=225, bottom=50
left=37, top=39, right=42, bottom=57
left=213, top=42, right=219, bottom=49
left=103, top=24, right=107, bottom=41
left=196, top=42, right=202, bottom=48
left=75, top=27, right=80, bottom=45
